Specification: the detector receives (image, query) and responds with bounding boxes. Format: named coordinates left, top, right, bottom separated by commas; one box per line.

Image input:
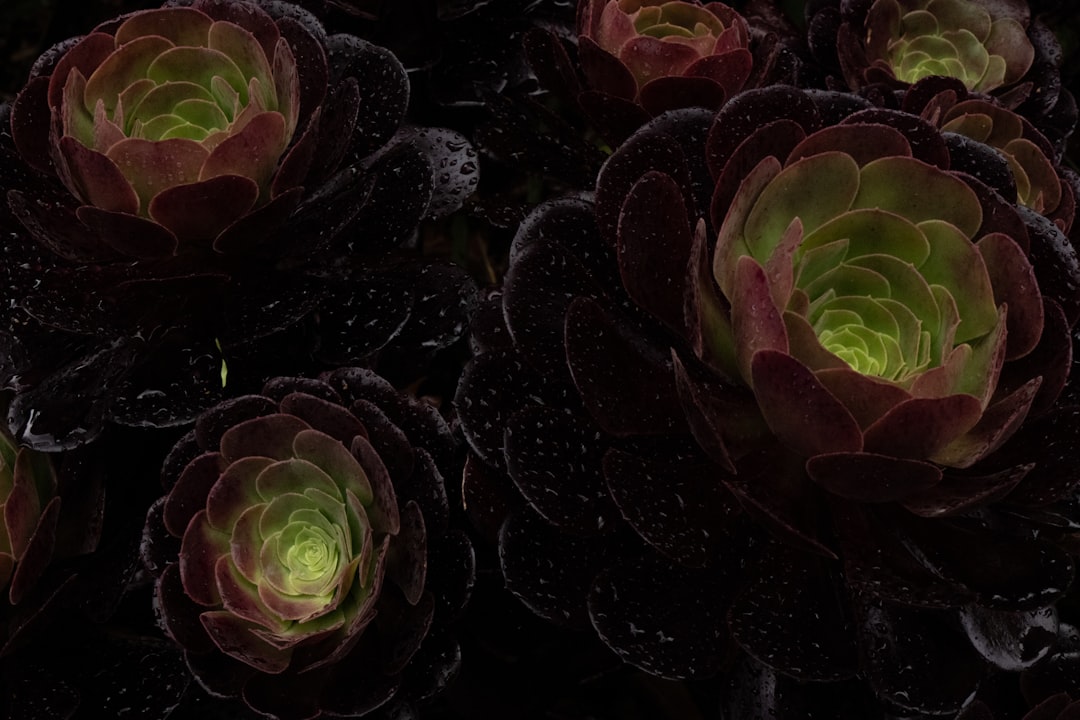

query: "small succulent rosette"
left=805, top=0, right=1076, bottom=144
left=142, top=369, right=473, bottom=719
left=900, top=76, right=1079, bottom=236
left=456, top=86, right=1080, bottom=714
left=577, top=0, right=753, bottom=110
left=0, top=0, right=477, bottom=449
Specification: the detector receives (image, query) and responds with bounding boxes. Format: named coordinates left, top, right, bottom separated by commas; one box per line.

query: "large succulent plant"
left=456, top=85, right=1080, bottom=714
left=0, top=0, right=477, bottom=450
left=142, top=369, right=473, bottom=719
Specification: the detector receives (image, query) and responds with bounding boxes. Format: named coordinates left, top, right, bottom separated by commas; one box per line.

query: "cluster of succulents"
left=0, top=0, right=1079, bottom=717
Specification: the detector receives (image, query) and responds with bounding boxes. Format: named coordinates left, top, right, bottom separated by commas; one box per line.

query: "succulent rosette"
left=577, top=0, right=752, bottom=110
left=142, top=369, right=473, bottom=719
left=456, top=86, right=1080, bottom=713
left=0, top=0, right=477, bottom=450
left=805, top=0, right=1078, bottom=149
left=901, top=76, right=1079, bottom=235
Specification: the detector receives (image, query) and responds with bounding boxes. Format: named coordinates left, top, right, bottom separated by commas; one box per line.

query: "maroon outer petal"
left=565, top=295, right=687, bottom=436
left=579, top=35, right=638, bottom=101
left=977, top=232, right=1044, bottom=360
left=684, top=50, right=752, bottom=98
left=75, top=206, right=178, bottom=258
left=933, top=377, right=1041, bottom=468
left=386, top=500, right=427, bottom=605
left=349, top=434, right=400, bottom=535
left=45, top=32, right=115, bottom=109
left=57, top=137, right=139, bottom=215
left=219, top=414, right=311, bottom=463
left=148, top=175, right=259, bottom=246
left=749, top=350, right=863, bottom=458
left=806, top=452, right=943, bottom=503
left=617, top=170, right=692, bottom=333
left=200, top=610, right=292, bottom=674
left=10, top=76, right=54, bottom=173
left=902, top=464, right=1032, bottom=517
left=7, top=496, right=60, bottom=605
left=164, top=452, right=227, bottom=538
left=862, top=396, right=984, bottom=461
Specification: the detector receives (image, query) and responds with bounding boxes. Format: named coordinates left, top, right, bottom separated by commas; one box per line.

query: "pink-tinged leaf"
left=148, top=174, right=258, bottom=245
left=199, top=111, right=286, bottom=194
left=854, top=157, right=984, bottom=237
left=684, top=50, right=752, bottom=97
left=256, top=567, right=335, bottom=623
left=349, top=435, right=399, bottom=535
left=215, top=556, right=286, bottom=632
left=179, top=510, right=230, bottom=606
left=386, top=500, right=427, bottom=605
left=998, top=298, right=1070, bottom=418
left=579, top=35, right=638, bottom=100
left=763, top=217, right=802, bottom=311
left=219, top=413, right=310, bottom=463
left=594, top=0, right=637, bottom=55
left=8, top=496, right=60, bottom=604
left=617, top=170, right=692, bottom=333
left=46, top=33, right=115, bottom=109
left=61, top=69, right=99, bottom=148
left=105, top=137, right=209, bottom=213
left=977, top=232, right=1043, bottom=360
left=293, top=429, right=372, bottom=506
left=783, top=313, right=851, bottom=373
left=685, top=220, right=738, bottom=377
left=279, top=393, right=365, bottom=449
left=710, top=120, right=806, bottom=231
left=11, top=76, right=54, bottom=173
left=83, top=36, right=175, bottom=120
left=57, top=136, right=139, bottom=214
left=230, top=504, right=265, bottom=585
left=750, top=350, right=863, bottom=457
left=717, top=154, right=780, bottom=294
left=3, top=465, right=42, bottom=559
left=863, top=395, right=983, bottom=460
left=619, top=36, right=702, bottom=88
left=932, top=377, right=1041, bottom=468
left=92, top=100, right=125, bottom=152
left=254, top=458, right=339, bottom=504
left=75, top=205, right=178, bottom=258
left=806, top=452, right=942, bottom=502
left=731, top=257, right=789, bottom=384
left=114, top=7, right=214, bottom=47
left=209, top=20, right=274, bottom=91
left=270, top=106, right=319, bottom=197
left=902, top=464, right=1032, bottom=517
left=910, top=345, right=974, bottom=400
left=271, top=36, right=299, bottom=141
left=193, top=0, right=281, bottom=59
left=205, top=456, right=273, bottom=532
left=786, top=123, right=912, bottom=166
left=164, top=452, right=226, bottom=538
left=200, top=610, right=292, bottom=673
left=814, top=366, right=912, bottom=428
